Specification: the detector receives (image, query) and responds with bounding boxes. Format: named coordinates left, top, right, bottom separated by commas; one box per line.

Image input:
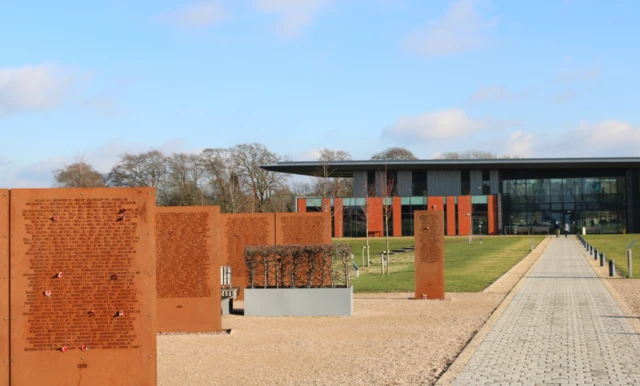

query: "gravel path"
left=453, top=237, right=640, bottom=385
left=158, top=292, right=503, bottom=386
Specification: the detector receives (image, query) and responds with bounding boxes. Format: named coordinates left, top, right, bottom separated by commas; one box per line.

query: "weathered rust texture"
left=219, top=213, right=275, bottom=300
left=0, top=190, right=8, bottom=386
left=275, top=212, right=332, bottom=287
left=9, top=188, right=157, bottom=386
left=275, top=212, right=331, bottom=245
left=414, top=210, right=445, bottom=300
left=156, top=206, right=221, bottom=333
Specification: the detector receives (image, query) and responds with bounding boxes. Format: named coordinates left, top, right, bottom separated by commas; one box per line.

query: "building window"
left=386, top=170, right=398, bottom=196
left=461, top=170, right=471, bottom=195
left=412, top=171, right=428, bottom=196
left=482, top=170, right=491, bottom=195
left=367, top=171, right=376, bottom=197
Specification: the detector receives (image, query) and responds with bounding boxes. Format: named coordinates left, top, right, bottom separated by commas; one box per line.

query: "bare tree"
left=53, top=154, right=105, bottom=188
left=232, top=143, right=288, bottom=213
left=378, top=167, right=397, bottom=275
left=357, top=180, right=376, bottom=267
left=200, top=148, right=244, bottom=213
left=107, top=150, right=167, bottom=187
left=435, top=149, right=523, bottom=160
left=163, top=153, right=206, bottom=206
left=371, top=147, right=418, bottom=160
left=311, top=148, right=352, bottom=198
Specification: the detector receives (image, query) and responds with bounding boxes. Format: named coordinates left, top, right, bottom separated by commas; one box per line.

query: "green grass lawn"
left=583, top=234, right=640, bottom=277
left=334, top=236, right=545, bottom=293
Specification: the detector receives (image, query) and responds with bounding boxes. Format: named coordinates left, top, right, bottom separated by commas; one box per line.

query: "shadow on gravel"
left=600, top=315, right=640, bottom=319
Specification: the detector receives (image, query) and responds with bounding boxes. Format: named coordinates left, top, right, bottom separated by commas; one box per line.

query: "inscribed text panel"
left=9, top=188, right=156, bottom=386
left=156, top=206, right=221, bottom=332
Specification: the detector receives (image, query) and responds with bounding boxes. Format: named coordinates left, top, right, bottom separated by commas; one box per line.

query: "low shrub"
left=244, top=244, right=352, bottom=289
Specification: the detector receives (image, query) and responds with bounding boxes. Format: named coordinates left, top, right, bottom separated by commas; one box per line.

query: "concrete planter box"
left=244, top=286, right=353, bottom=317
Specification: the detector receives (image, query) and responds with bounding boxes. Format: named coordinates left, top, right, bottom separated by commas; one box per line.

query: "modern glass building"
left=262, top=158, right=640, bottom=236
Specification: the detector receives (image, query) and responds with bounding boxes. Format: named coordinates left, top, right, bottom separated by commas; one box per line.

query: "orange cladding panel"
left=334, top=198, right=343, bottom=238
left=446, top=196, right=456, bottom=236
left=368, top=198, right=384, bottom=237
left=458, top=195, right=472, bottom=235
left=488, top=195, right=497, bottom=235
left=297, top=198, right=306, bottom=213
left=393, top=197, right=402, bottom=237
left=427, top=196, right=444, bottom=211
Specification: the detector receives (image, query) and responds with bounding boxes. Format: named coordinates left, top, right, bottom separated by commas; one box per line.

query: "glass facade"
left=502, top=176, right=626, bottom=234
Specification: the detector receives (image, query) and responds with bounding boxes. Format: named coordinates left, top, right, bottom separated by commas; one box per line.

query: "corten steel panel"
left=488, top=196, right=497, bottom=235
left=274, top=212, right=333, bottom=288
left=392, top=198, right=402, bottom=237
left=296, top=198, right=306, bottom=213
left=334, top=198, right=343, bottom=238
left=458, top=195, right=472, bottom=236
left=9, top=188, right=157, bottom=386
left=367, top=198, right=383, bottom=237
left=155, top=206, right=221, bottom=333
left=275, top=212, right=332, bottom=245
left=0, top=190, right=8, bottom=386
left=446, top=196, right=456, bottom=236
left=219, top=213, right=275, bottom=300
left=414, top=210, right=445, bottom=300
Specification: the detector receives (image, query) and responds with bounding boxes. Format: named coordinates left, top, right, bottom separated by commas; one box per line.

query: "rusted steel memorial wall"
left=414, top=210, right=445, bottom=300
left=156, top=206, right=221, bottom=333
left=219, top=213, right=275, bottom=300
left=9, top=188, right=157, bottom=386
left=0, top=190, right=8, bottom=386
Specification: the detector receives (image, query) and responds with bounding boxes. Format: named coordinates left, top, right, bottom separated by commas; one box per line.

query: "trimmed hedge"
left=244, top=244, right=352, bottom=289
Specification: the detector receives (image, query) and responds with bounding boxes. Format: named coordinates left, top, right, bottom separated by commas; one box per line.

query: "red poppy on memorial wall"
left=118, top=310, right=124, bottom=316
left=56, top=272, right=63, bottom=278
left=81, top=345, right=88, bottom=352
left=44, top=291, right=51, bottom=297
left=61, top=346, right=68, bottom=353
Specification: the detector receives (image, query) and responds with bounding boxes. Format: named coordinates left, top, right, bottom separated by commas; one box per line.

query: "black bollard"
left=600, top=252, right=605, bottom=267
left=609, top=259, right=615, bottom=277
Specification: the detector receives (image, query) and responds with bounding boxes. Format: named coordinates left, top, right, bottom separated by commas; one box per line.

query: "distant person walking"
left=554, top=221, right=560, bottom=238
left=564, top=222, right=570, bottom=238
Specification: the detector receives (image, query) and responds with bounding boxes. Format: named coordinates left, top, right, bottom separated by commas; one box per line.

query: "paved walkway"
left=453, top=237, right=640, bottom=385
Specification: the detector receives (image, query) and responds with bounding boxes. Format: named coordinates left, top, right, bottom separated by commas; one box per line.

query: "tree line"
left=52, top=145, right=516, bottom=212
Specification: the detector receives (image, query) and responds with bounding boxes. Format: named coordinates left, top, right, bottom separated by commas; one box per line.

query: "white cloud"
left=253, top=0, right=332, bottom=38
left=382, top=108, right=518, bottom=141
left=548, top=58, right=602, bottom=104
left=153, top=0, right=225, bottom=30
left=554, top=57, right=602, bottom=84
left=405, top=0, right=498, bottom=57
left=0, top=62, right=80, bottom=115
left=504, top=130, right=536, bottom=157
left=3, top=139, right=191, bottom=188
left=467, top=85, right=533, bottom=104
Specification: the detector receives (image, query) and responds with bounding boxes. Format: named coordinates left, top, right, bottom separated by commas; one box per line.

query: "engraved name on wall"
left=21, top=197, right=142, bottom=352
left=156, top=211, right=211, bottom=299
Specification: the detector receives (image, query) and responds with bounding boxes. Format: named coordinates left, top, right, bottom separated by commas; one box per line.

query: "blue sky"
left=1, top=0, right=640, bottom=187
